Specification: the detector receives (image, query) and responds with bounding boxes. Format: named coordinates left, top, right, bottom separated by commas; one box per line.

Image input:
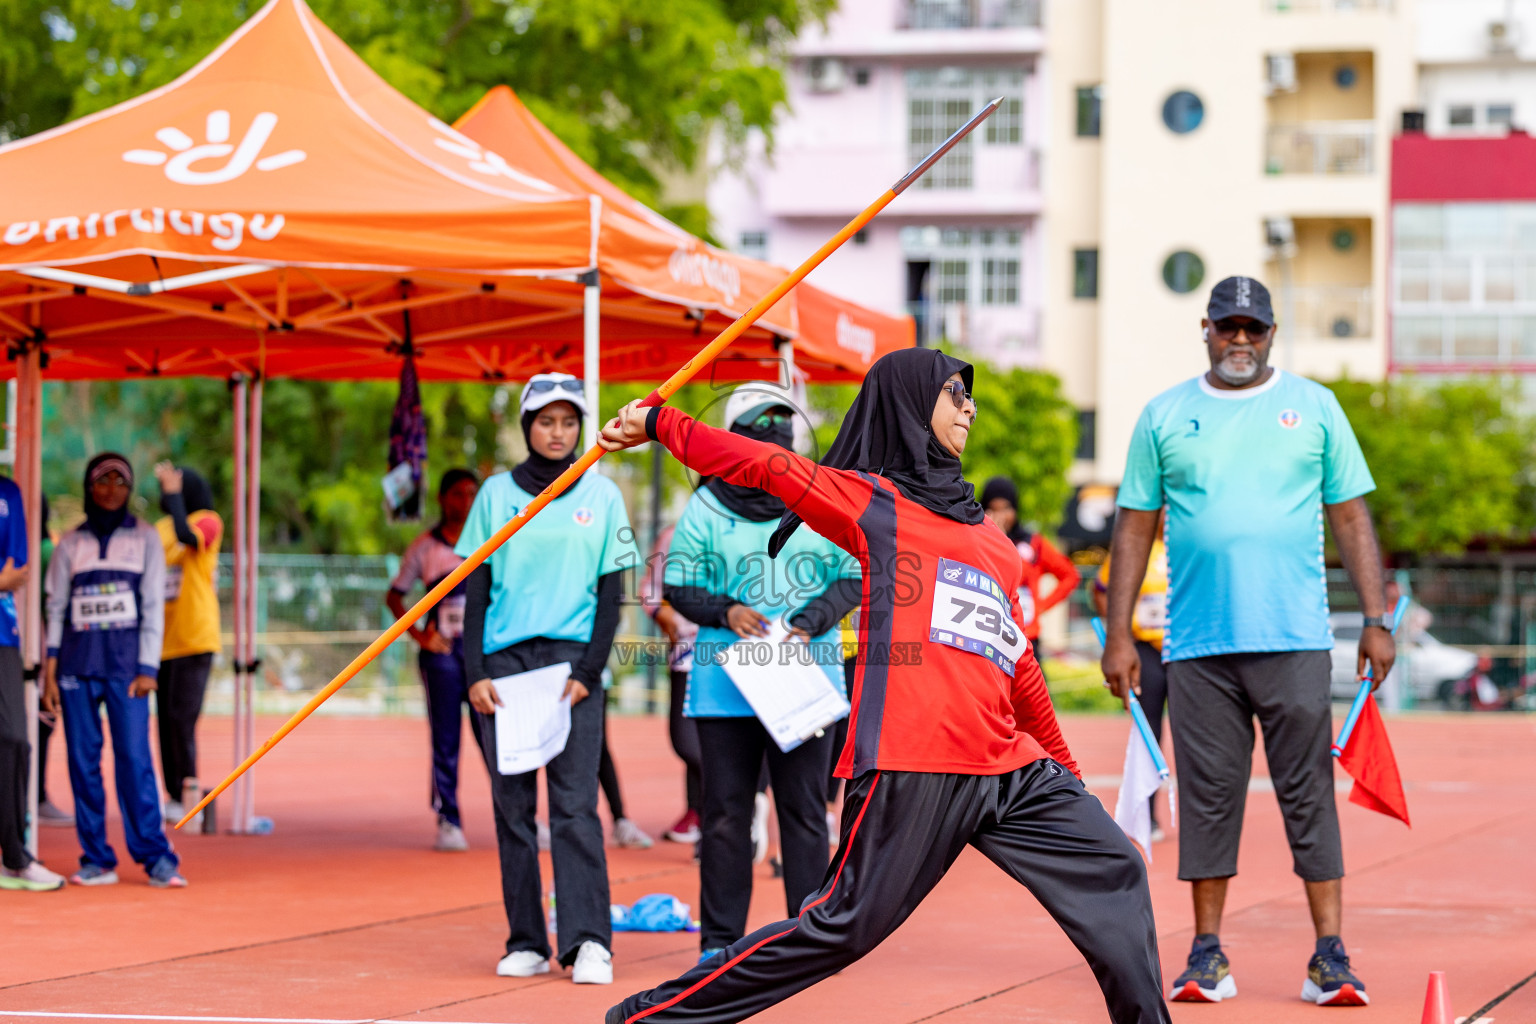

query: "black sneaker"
left=1170, top=934, right=1237, bottom=1002
left=1302, top=936, right=1369, bottom=1006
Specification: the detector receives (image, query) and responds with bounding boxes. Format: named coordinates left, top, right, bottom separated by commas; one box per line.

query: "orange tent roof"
left=0, top=0, right=907, bottom=382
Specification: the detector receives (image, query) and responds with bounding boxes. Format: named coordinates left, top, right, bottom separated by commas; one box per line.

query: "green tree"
left=4, top=0, right=831, bottom=221
left=1327, top=376, right=1536, bottom=555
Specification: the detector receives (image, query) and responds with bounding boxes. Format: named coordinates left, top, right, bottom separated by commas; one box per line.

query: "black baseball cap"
left=1207, top=276, right=1275, bottom=327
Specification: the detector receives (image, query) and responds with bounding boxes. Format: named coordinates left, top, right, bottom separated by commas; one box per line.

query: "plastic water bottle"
left=547, top=884, right=557, bottom=933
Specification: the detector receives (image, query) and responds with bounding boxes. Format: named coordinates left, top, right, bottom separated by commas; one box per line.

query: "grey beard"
left=1213, top=350, right=1265, bottom=386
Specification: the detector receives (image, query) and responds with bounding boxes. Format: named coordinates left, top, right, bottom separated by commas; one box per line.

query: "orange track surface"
left=7, top=711, right=1535, bottom=1024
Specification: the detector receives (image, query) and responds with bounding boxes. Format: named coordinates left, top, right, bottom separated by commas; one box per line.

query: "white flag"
left=1113, top=724, right=1164, bottom=861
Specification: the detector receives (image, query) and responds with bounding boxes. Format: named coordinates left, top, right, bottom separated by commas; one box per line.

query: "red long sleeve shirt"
left=649, top=407, right=1079, bottom=780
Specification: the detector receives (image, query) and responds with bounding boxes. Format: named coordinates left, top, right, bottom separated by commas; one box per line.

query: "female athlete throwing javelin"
left=598, top=348, right=1170, bottom=1024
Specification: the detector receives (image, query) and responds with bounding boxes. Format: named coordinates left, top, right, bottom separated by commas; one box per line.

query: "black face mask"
left=769, top=348, right=983, bottom=555
left=511, top=406, right=580, bottom=494
left=704, top=415, right=793, bottom=522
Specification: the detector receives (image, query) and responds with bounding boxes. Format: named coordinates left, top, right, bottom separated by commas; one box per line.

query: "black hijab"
left=84, top=452, right=134, bottom=541
left=511, top=402, right=579, bottom=494
left=705, top=414, right=793, bottom=522
left=980, top=476, right=1030, bottom=545
left=159, top=467, right=214, bottom=516
left=769, top=348, right=984, bottom=556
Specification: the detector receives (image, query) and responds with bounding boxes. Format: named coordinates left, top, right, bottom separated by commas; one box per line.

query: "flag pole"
left=178, top=97, right=1006, bottom=830
left=1331, top=594, right=1410, bottom=758
left=1092, top=618, right=1169, bottom=779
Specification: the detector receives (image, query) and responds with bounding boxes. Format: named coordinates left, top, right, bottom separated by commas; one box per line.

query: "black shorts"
left=1166, top=650, right=1342, bottom=882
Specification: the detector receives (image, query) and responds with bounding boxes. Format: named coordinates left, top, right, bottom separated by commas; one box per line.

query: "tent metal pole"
left=16, top=348, right=42, bottom=858
left=581, top=270, right=600, bottom=449
left=229, top=375, right=248, bottom=834
left=244, top=376, right=263, bottom=832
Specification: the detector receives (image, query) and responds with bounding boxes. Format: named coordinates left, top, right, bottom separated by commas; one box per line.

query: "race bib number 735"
left=929, top=558, right=1029, bottom=676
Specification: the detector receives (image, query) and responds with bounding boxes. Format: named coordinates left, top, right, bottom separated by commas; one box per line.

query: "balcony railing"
left=902, top=0, right=1041, bottom=29
left=1265, top=121, right=1376, bottom=174
left=1283, top=285, right=1373, bottom=339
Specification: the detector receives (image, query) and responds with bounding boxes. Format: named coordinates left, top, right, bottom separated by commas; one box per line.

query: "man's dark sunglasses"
left=1210, top=319, right=1272, bottom=342
left=527, top=378, right=584, bottom=394
left=941, top=380, right=977, bottom=419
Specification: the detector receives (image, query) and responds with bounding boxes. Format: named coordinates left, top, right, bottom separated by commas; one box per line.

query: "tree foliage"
left=1327, top=376, right=1536, bottom=556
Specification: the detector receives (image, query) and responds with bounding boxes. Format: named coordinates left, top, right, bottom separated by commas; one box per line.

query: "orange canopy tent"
left=0, top=0, right=911, bottom=836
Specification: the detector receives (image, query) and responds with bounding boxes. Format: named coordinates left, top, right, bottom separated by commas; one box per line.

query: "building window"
left=1162, top=90, right=1204, bottom=134
left=739, top=231, right=768, bottom=261
left=854, top=229, right=869, bottom=245
left=1075, top=410, right=1096, bottom=461
left=1448, top=105, right=1475, bottom=127
left=1076, top=85, right=1102, bottom=137
left=853, top=66, right=871, bottom=87
left=1162, top=250, right=1205, bottom=294
left=982, top=258, right=1020, bottom=304
left=1488, top=103, right=1514, bottom=128
left=901, top=225, right=1024, bottom=310
left=908, top=0, right=972, bottom=28
left=935, top=259, right=970, bottom=303
left=1073, top=248, right=1099, bottom=298
left=908, top=68, right=1027, bottom=188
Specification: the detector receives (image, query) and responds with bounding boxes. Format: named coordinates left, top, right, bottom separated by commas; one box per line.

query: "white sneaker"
left=571, top=941, right=613, bottom=985
left=163, top=799, right=184, bottom=824
left=0, top=861, right=66, bottom=891
left=496, top=950, right=551, bottom=977
left=751, top=792, right=770, bottom=865
left=435, top=820, right=469, bottom=852
left=536, top=819, right=551, bottom=851
left=612, top=817, right=653, bottom=849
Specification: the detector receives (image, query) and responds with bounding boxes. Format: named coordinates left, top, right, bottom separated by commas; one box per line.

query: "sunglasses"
left=1210, top=319, right=1272, bottom=342
left=526, top=378, right=584, bottom=394
left=941, top=380, right=977, bottom=419
left=749, top=410, right=793, bottom=430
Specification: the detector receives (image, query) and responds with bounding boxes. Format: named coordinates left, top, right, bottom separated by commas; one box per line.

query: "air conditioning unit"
left=806, top=58, right=846, bottom=94
left=1489, top=20, right=1516, bottom=55
left=1264, top=216, right=1297, bottom=254
left=1265, top=53, right=1298, bottom=96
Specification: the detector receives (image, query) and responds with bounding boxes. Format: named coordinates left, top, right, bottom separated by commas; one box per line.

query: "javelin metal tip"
left=891, top=97, right=1005, bottom=195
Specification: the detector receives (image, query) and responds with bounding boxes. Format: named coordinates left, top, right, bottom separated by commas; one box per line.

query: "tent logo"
left=668, top=246, right=741, bottom=306
left=835, top=313, right=876, bottom=362
left=123, top=111, right=306, bottom=186
left=426, top=119, right=559, bottom=193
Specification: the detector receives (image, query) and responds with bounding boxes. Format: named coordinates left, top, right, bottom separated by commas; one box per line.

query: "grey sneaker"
left=70, top=863, right=119, bottom=886
left=435, top=820, right=469, bottom=852
left=147, top=856, right=187, bottom=889
left=37, top=799, right=74, bottom=828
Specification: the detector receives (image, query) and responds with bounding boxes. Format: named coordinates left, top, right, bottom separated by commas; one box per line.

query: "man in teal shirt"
left=1103, top=276, right=1395, bottom=1009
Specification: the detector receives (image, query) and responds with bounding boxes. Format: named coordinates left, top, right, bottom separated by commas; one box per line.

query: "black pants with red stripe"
left=609, top=759, right=1171, bottom=1024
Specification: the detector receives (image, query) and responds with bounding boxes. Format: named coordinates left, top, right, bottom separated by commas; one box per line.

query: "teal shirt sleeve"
left=663, top=498, right=718, bottom=591
left=1321, top=392, right=1375, bottom=504
left=1117, top=405, right=1165, bottom=511
left=453, top=481, right=496, bottom=559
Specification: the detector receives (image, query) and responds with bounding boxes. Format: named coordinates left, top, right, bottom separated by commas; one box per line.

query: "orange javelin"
left=178, top=97, right=1003, bottom=831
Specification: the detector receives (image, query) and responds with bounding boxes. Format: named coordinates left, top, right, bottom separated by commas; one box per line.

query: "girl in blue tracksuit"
left=663, top=383, right=861, bottom=958
left=43, top=453, right=183, bottom=888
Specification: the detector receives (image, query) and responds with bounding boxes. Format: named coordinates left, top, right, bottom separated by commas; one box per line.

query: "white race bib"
left=1135, top=591, right=1167, bottom=631
left=1016, top=585, right=1036, bottom=627
left=71, top=582, right=138, bottom=630
left=165, top=565, right=184, bottom=602
left=438, top=595, right=466, bottom=639
left=928, top=558, right=1029, bottom=676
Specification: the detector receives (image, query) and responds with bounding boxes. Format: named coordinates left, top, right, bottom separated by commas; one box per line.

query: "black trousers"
left=668, top=669, right=702, bottom=812
left=610, top=759, right=1170, bottom=1024
left=695, top=717, right=833, bottom=950
left=598, top=698, right=625, bottom=821
left=477, top=638, right=612, bottom=965
left=1134, top=641, right=1168, bottom=825
left=156, top=652, right=213, bottom=801
left=0, top=647, right=30, bottom=870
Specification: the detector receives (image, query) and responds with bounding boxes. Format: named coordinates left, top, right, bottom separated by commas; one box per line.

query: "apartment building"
left=1389, top=0, right=1536, bottom=385
left=709, top=0, right=1046, bottom=364
left=1047, top=0, right=1418, bottom=485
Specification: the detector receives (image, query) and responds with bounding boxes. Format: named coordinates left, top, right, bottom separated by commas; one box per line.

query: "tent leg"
left=581, top=270, right=600, bottom=448
left=229, top=376, right=248, bottom=834
left=16, top=350, right=42, bottom=859
left=244, top=377, right=265, bottom=833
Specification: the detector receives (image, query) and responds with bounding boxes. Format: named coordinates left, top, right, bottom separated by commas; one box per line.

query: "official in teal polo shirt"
left=1102, top=276, right=1395, bottom=1009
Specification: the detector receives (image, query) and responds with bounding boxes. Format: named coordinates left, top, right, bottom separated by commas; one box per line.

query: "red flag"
left=1337, top=695, right=1410, bottom=826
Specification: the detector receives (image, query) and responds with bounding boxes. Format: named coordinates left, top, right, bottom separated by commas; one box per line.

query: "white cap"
left=520, top=372, right=588, bottom=418
left=723, top=382, right=795, bottom=428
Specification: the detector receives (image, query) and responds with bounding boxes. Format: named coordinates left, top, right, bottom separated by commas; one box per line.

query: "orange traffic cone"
left=1421, top=971, right=1453, bottom=1024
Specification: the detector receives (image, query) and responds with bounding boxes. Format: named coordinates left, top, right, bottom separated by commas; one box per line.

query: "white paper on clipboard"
left=492, top=662, right=573, bottom=775
left=721, top=624, right=850, bottom=752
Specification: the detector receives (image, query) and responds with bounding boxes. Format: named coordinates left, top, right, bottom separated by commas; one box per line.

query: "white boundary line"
left=0, top=1013, right=521, bottom=1024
